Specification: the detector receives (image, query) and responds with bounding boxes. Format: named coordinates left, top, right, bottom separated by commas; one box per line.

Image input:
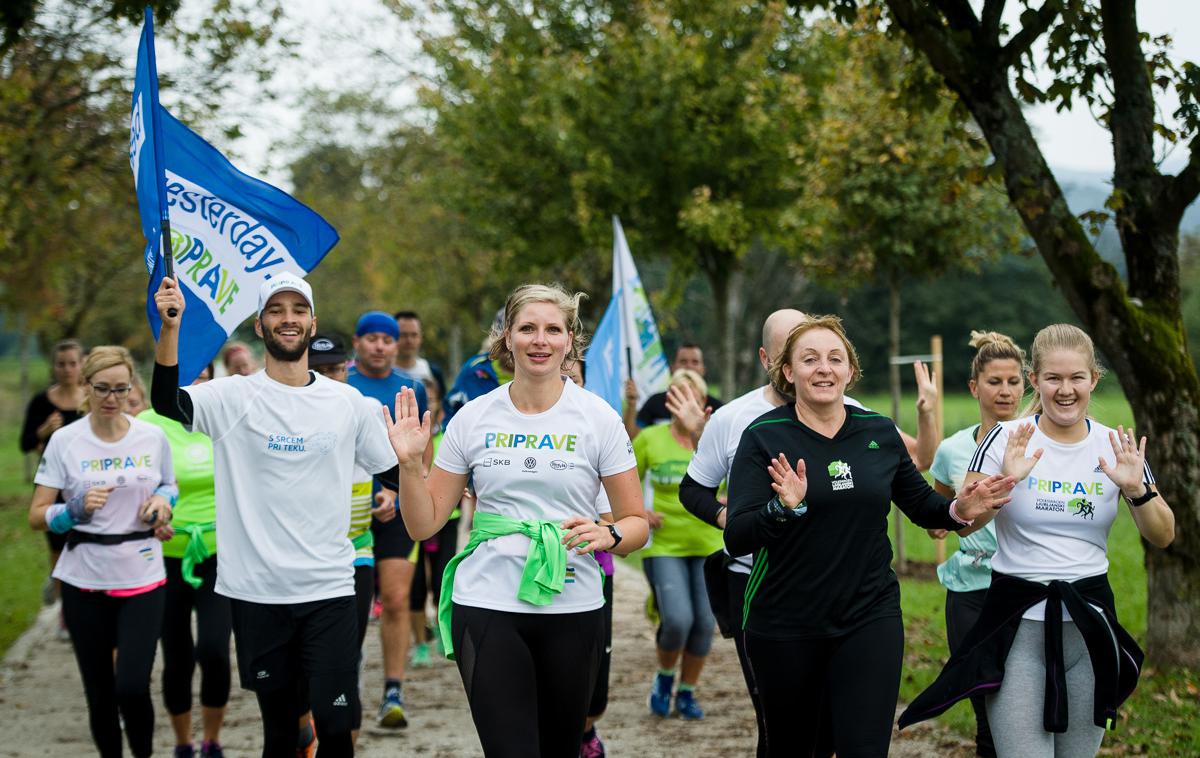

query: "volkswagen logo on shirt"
left=524, top=457, right=537, bottom=470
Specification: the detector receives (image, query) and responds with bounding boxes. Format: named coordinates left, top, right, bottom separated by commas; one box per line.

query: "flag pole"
left=144, top=6, right=176, bottom=315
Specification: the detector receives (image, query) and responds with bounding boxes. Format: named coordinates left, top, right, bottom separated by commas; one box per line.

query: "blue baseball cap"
left=355, top=311, right=400, bottom=339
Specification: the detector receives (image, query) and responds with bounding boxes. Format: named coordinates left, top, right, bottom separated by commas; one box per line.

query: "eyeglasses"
left=89, top=384, right=132, bottom=399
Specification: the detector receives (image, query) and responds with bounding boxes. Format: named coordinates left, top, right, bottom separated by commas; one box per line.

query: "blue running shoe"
left=648, top=672, right=674, bottom=717
left=377, top=689, right=408, bottom=728
left=675, top=688, right=705, bottom=720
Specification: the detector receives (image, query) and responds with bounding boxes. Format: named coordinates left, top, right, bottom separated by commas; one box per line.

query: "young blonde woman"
left=638, top=368, right=723, bottom=720
left=28, top=346, right=176, bottom=758
left=902, top=324, right=1175, bottom=758
left=926, top=331, right=1025, bottom=758
left=383, top=283, right=648, bottom=757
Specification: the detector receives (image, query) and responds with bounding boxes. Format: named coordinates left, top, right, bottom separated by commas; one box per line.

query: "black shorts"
left=230, top=595, right=360, bottom=734
left=371, top=513, right=416, bottom=561
left=45, top=529, right=67, bottom=552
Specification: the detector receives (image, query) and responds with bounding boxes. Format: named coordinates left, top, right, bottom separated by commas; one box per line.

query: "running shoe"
left=410, top=641, right=433, bottom=667
left=41, top=576, right=55, bottom=606
left=648, top=672, right=674, bottom=717
left=377, top=690, right=408, bottom=728
left=172, top=745, right=195, bottom=758
left=370, top=598, right=383, bottom=622
left=200, top=741, right=224, bottom=758
left=580, top=728, right=606, bottom=758
left=674, top=689, right=705, bottom=720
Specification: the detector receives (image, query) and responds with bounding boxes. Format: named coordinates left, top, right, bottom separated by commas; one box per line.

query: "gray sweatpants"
left=985, top=617, right=1109, bottom=758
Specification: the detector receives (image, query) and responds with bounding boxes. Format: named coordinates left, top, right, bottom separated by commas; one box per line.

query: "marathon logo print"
left=81, top=455, right=153, bottom=472
left=484, top=432, right=578, bottom=452
left=827, top=460, right=854, bottom=491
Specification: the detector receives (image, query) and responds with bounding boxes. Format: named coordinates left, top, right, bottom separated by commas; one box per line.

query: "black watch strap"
left=1128, top=487, right=1158, bottom=507
left=605, top=523, right=623, bottom=547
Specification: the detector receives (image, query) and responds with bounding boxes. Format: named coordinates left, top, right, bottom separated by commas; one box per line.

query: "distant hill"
left=1054, top=167, right=1200, bottom=273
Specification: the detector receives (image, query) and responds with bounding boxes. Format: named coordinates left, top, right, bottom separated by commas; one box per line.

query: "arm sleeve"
left=151, top=362, right=194, bottom=426
left=374, top=465, right=399, bottom=491
left=724, top=432, right=798, bottom=555
left=19, top=394, right=47, bottom=453
left=679, top=473, right=724, bottom=527
left=890, top=428, right=961, bottom=530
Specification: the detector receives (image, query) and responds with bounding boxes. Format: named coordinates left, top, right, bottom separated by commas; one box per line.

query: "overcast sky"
left=154, top=0, right=1200, bottom=188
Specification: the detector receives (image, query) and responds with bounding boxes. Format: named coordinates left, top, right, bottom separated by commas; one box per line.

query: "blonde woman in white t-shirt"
left=901, top=324, right=1175, bottom=758
left=384, top=283, right=649, bottom=757
left=29, top=346, right=176, bottom=758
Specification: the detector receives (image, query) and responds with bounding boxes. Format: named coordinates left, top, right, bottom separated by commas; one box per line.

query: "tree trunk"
left=722, top=268, right=744, bottom=400
left=889, top=275, right=906, bottom=571
left=882, top=2, right=1200, bottom=664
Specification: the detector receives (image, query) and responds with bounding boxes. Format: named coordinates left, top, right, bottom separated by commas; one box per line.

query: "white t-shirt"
left=36, top=416, right=174, bottom=591
left=436, top=379, right=636, bottom=614
left=185, top=371, right=397, bottom=603
left=969, top=417, right=1154, bottom=620
left=397, top=357, right=434, bottom=385
left=688, top=386, right=863, bottom=574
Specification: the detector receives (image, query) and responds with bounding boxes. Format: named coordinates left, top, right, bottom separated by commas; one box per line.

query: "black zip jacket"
left=725, top=403, right=962, bottom=639
left=899, top=571, right=1142, bottom=733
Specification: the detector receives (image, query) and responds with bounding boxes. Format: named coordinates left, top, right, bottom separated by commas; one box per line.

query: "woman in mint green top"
left=139, top=364, right=230, bottom=756
left=928, top=331, right=1025, bottom=758
left=636, top=369, right=723, bottom=721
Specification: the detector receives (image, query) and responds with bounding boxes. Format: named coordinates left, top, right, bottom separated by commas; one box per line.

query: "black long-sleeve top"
left=152, top=361, right=400, bottom=490
left=725, top=403, right=962, bottom=639
left=20, top=391, right=83, bottom=453
left=678, top=473, right=724, bottom=527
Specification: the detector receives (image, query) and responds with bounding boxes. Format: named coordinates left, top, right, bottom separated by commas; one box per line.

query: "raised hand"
left=767, top=453, right=807, bottom=509
left=955, top=473, right=1015, bottom=521
left=914, top=360, right=937, bottom=414
left=623, top=379, right=639, bottom=404
left=381, top=387, right=431, bottom=466
left=1098, top=425, right=1149, bottom=496
left=155, top=277, right=185, bottom=328
left=665, top=383, right=710, bottom=441
left=1002, top=422, right=1043, bottom=481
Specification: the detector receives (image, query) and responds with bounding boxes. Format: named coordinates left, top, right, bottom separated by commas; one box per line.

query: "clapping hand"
left=1098, top=425, right=1149, bottom=497
left=1002, top=422, right=1043, bottom=481
left=382, top=387, right=431, bottom=466
left=767, top=453, right=807, bottom=509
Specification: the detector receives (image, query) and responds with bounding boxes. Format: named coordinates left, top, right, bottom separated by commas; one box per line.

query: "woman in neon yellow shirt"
left=637, top=368, right=724, bottom=720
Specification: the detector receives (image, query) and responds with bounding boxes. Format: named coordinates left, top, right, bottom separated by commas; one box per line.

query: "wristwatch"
left=604, top=522, right=623, bottom=548
left=1127, top=486, right=1158, bottom=507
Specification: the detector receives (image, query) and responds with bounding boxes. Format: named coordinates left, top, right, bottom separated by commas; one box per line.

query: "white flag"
left=612, top=216, right=670, bottom=405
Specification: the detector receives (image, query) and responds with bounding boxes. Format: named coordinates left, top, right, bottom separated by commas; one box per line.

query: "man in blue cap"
left=347, top=311, right=429, bottom=729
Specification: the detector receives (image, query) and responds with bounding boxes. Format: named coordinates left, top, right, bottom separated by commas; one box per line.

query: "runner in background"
left=308, top=331, right=398, bottom=750
left=924, top=330, right=1025, bottom=758
left=638, top=369, right=723, bottom=721
left=623, top=344, right=723, bottom=439
left=20, top=339, right=86, bottom=614
left=140, top=361, right=230, bottom=758
left=220, top=341, right=257, bottom=377
left=383, top=283, right=649, bottom=757
left=29, top=345, right=176, bottom=758
left=126, top=370, right=149, bottom=415
left=392, top=310, right=446, bottom=399
left=443, top=308, right=511, bottom=427
left=347, top=310, right=429, bottom=729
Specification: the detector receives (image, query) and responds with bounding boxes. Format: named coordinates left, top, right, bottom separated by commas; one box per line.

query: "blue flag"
left=585, top=294, right=623, bottom=414
left=130, top=8, right=339, bottom=384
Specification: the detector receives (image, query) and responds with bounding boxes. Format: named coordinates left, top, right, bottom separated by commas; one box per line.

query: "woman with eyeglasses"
left=28, top=346, right=176, bottom=758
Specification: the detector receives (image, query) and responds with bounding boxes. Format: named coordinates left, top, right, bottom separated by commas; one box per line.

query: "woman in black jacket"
left=725, top=315, right=1013, bottom=758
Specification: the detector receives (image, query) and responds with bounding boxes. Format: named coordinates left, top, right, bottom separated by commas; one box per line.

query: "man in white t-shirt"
left=151, top=273, right=398, bottom=758
left=392, top=310, right=445, bottom=394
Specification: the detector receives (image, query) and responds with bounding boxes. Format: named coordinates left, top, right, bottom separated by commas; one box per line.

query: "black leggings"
left=161, top=556, right=232, bottom=715
left=409, top=518, right=459, bottom=612
left=587, top=575, right=614, bottom=718
left=946, top=588, right=996, bottom=758
left=746, top=614, right=903, bottom=758
left=451, top=602, right=604, bottom=758
left=62, top=582, right=165, bottom=758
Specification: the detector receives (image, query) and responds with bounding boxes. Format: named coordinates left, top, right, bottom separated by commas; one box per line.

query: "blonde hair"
left=79, top=346, right=136, bottom=413
left=670, top=368, right=707, bottom=400
left=488, top=283, right=588, bottom=372
left=1021, top=324, right=1104, bottom=417
left=968, top=330, right=1026, bottom=380
left=768, top=315, right=862, bottom=401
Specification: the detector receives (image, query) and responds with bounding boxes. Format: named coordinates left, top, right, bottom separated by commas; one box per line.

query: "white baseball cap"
left=257, top=272, right=315, bottom=316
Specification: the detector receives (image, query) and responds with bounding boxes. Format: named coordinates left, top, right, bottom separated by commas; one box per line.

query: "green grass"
left=868, top=390, right=1199, bottom=755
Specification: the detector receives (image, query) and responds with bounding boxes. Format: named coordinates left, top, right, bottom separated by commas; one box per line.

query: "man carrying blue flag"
left=151, top=274, right=399, bottom=758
